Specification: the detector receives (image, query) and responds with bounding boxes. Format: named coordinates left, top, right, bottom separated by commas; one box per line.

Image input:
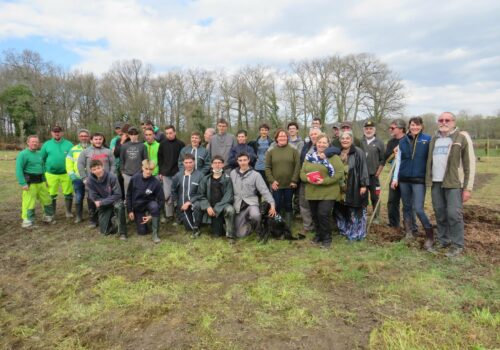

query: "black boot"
left=65, top=197, right=74, bottom=218
left=152, top=216, right=161, bottom=244
left=74, top=203, right=83, bottom=223
left=423, top=227, right=434, bottom=251
left=52, top=198, right=57, bottom=216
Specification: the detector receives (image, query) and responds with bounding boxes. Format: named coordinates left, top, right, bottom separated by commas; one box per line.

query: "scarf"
left=305, top=151, right=335, bottom=177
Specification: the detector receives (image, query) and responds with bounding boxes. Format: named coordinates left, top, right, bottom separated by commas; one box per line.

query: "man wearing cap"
left=66, top=129, right=90, bottom=223
left=332, top=121, right=361, bottom=148
left=40, top=126, right=74, bottom=218
left=426, top=112, right=476, bottom=257
left=78, top=132, right=116, bottom=228
left=16, top=135, right=55, bottom=228
left=360, top=121, right=385, bottom=223
left=119, top=126, right=148, bottom=197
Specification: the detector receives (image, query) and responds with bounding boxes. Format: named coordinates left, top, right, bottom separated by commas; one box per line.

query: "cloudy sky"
left=1, top=0, right=499, bottom=115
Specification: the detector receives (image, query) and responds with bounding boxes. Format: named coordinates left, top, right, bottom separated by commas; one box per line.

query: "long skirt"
left=335, top=204, right=367, bottom=241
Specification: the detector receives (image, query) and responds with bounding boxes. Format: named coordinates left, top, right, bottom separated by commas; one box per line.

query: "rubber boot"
left=423, top=227, right=434, bottom=251
left=403, top=219, right=414, bottom=240
left=152, top=216, right=161, bottom=244
left=52, top=197, right=57, bottom=216
left=65, top=198, right=74, bottom=218
left=74, top=203, right=83, bottom=223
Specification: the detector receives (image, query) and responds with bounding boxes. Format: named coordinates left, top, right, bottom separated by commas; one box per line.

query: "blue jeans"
left=399, top=182, right=432, bottom=229
left=272, top=188, right=294, bottom=213
left=72, top=179, right=85, bottom=204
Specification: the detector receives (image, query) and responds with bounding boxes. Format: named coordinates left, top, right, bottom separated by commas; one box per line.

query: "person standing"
left=287, top=122, right=304, bottom=153
left=110, top=122, right=127, bottom=198
left=143, top=120, right=167, bottom=143
left=426, top=112, right=475, bottom=257
left=40, top=125, right=74, bottom=218
left=66, top=129, right=90, bottom=223
left=204, top=127, right=215, bottom=149
left=157, top=125, right=185, bottom=222
left=230, top=152, right=276, bottom=238
left=16, top=135, right=55, bottom=228
left=335, top=130, right=369, bottom=241
left=172, top=154, right=204, bottom=237
left=196, top=155, right=236, bottom=238
left=178, top=131, right=211, bottom=175
left=86, top=160, right=127, bottom=239
left=249, top=123, right=273, bottom=184
left=227, top=130, right=257, bottom=170
left=77, top=132, right=115, bottom=228
left=144, top=127, right=160, bottom=177
left=360, top=121, right=385, bottom=224
left=209, top=119, right=236, bottom=167
left=119, top=126, right=148, bottom=197
left=126, top=159, right=165, bottom=243
left=265, top=129, right=300, bottom=230
left=391, top=117, right=433, bottom=245
left=300, top=134, right=344, bottom=248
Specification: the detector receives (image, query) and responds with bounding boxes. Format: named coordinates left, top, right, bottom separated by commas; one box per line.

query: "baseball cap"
left=364, top=120, right=375, bottom=127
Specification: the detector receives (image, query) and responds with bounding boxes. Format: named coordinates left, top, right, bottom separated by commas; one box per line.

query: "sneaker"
left=42, top=215, right=55, bottom=224
left=445, top=246, right=463, bottom=258
left=191, top=228, right=201, bottom=239
left=320, top=241, right=332, bottom=249
left=22, top=220, right=33, bottom=228
left=119, top=234, right=127, bottom=241
left=88, top=221, right=98, bottom=229
left=65, top=212, right=74, bottom=219
left=160, top=216, right=166, bottom=224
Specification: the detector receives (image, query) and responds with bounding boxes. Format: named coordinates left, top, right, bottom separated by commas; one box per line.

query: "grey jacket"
left=230, top=167, right=274, bottom=213
left=171, top=170, right=204, bottom=208
left=360, top=136, right=385, bottom=175
left=77, top=146, right=115, bottom=181
left=209, top=133, right=236, bottom=163
left=178, top=145, right=211, bottom=175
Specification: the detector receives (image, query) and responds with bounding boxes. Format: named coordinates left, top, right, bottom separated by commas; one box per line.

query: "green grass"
left=1, top=151, right=499, bottom=349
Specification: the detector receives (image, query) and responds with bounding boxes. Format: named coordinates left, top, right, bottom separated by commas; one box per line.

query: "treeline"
left=1, top=49, right=499, bottom=144
left=0, top=49, right=405, bottom=142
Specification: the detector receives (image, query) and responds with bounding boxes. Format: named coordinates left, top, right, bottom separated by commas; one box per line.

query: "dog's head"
left=260, top=201, right=271, bottom=216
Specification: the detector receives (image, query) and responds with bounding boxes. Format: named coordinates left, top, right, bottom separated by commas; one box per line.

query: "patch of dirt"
left=473, top=172, right=497, bottom=191
left=370, top=204, right=500, bottom=264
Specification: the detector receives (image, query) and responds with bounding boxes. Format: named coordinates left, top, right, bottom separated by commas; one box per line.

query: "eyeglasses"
left=438, top=119, right=453, bottom=124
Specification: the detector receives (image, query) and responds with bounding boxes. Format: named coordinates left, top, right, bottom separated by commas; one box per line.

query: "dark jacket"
left=158, top=138, right=185, bottom=176
left=197, top=173, right=234, bottom=222
left=384, top=137, right=400, bottom=164
left=87, top=171, right=122, bottom=207
left=126, top=172, right=165, bottom=213
left=397, top=132, right=431, bottom=182
left=361, top=136, right=385, bottom=175
left=227, top=144, right=257, bottom=169
left=343, top=146, right=369, bottom=208
left=171, top=170, right=204, bottom=207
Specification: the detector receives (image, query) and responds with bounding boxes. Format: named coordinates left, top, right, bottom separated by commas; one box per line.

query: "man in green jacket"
left=66, top=129, right=90, bottom=223
left=16, top=135, right=54, bottom=228
left=144, top=127, right=160, bottom=177
left=426, top=112, right=476, bottom=257
left=40, top=125, right=74, bottom=218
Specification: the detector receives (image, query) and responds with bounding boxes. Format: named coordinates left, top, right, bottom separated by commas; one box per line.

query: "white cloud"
left=0, top=0, right=499, bottom=115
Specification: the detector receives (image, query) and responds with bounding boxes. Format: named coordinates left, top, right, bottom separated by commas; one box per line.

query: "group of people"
left=15, top=112, right=475, bottom=256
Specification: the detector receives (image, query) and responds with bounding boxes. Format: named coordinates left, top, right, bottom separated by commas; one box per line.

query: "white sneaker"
left=42, top=215, right=54, bottom=224
left=22, top=220, right=33, bottom=228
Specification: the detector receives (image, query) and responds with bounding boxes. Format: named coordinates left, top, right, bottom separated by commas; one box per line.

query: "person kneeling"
left=87, top=160, right=127, bottom=239
left=197, top=156, right=235, bottom=239
left=172, top=154, right=204, bottom=238
left=126, top=159, right=165, bottom=243
left=230, top=152, right=276, bottom=238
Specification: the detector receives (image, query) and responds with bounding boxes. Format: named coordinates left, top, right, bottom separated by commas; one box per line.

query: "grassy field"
left=0, top=151, right=499, bottom=349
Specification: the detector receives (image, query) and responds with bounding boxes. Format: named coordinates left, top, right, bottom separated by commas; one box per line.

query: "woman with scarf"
left=265, top=129, right=300, bottom=229
left=335, top=130, right=369, bottom=241
left=300, top=134, right=344, bottom=248
left=391, top=117, right=433, bottom=246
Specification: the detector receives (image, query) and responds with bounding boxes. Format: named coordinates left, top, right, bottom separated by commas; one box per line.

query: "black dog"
left=258, top=202, right=299, bottom=244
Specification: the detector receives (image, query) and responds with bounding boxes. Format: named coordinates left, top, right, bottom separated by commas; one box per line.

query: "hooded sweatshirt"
left=126, top=172, right=165, bottom=213
left=87, top=171, right=122, bottom=206
left=77, top=146, right=115, bottom=181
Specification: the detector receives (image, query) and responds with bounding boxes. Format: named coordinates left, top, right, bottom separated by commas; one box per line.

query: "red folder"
left=306, top=171, right=323, bottom=183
